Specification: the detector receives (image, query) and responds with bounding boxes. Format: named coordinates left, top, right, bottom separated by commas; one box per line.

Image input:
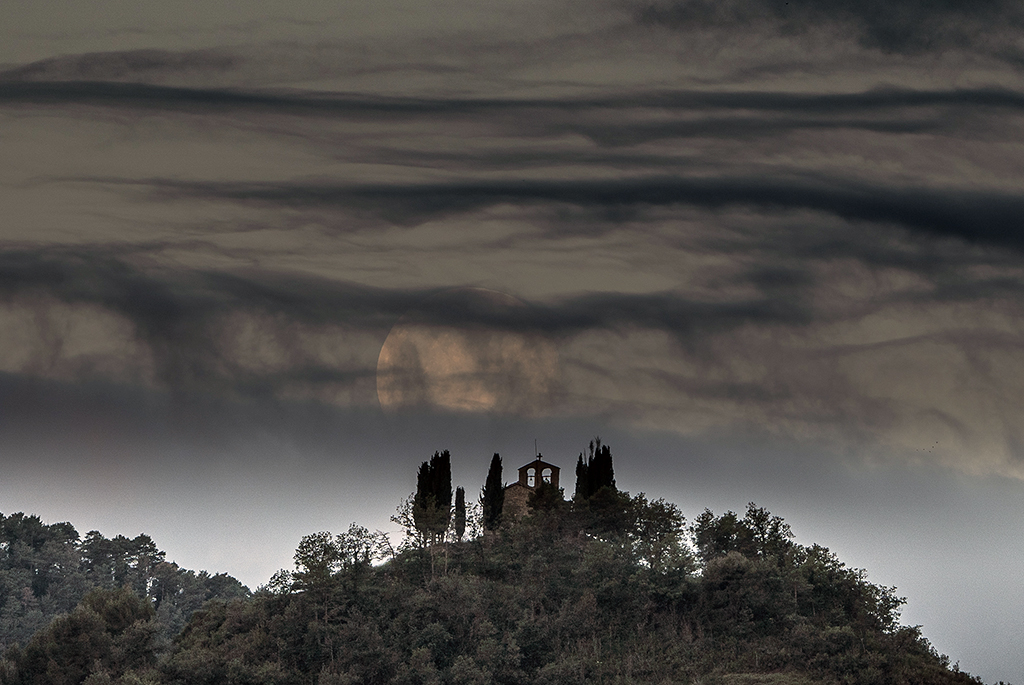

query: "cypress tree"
left=575, top=438, right=616, bottom=500
left=433, top=450, right=452, bottom=519
left=481, top=453, right=504, bottom=531
left=574, top=454, right=589, bottom=501
left=454, top=487, right=466, bottom=541
left=590, top=438, right=615, bottom=494
left=414, top=450, right=453, bottom=543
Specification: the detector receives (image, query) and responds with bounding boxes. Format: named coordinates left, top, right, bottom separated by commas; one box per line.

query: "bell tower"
left=517, top=456, right=559, bottom=490
left=502, top=454, right=560, bottom=520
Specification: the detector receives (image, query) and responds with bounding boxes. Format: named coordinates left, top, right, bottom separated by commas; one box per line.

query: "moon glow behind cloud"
left=376, top=288, right=558, bottom=414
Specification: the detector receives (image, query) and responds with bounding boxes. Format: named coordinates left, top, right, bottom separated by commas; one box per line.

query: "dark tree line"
left=0, top=512, right=248, bottom=659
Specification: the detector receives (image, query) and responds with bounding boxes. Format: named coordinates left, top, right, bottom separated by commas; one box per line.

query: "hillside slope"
left=0, top=494, right=983, bottom=684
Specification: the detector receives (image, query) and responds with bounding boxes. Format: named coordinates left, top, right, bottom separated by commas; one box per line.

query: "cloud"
left=0, top=245, right=807, bottom=339
left=0, top=49, right=239, bottom=84
left=6, top=81, right=930, bottom=149
left=103, top=173, right=1024, bottom=253
left=634, top=0, right=1024, bottom=54
left=3, top=75, right=1024, bottom=116
left=0, top=240, right=834, bottom=431
left=569, top=115, right=944, bottom=146
left=4, top=212, right=1024, bottom=477
left=0, top=249, right=405, bottom=399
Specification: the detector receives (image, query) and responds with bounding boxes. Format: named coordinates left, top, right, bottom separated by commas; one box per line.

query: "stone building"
left=502, top=455, right=560, bottom=521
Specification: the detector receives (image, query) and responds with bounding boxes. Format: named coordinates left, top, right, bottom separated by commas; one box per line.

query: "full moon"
left=376, top=288, right=559, bottom=414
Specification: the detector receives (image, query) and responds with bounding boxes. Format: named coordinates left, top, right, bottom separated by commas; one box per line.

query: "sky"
left=1, top=0, right=1024, bottom=681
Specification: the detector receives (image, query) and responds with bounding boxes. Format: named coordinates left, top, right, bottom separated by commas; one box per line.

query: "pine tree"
left=480, top=453, right=504, bottom=531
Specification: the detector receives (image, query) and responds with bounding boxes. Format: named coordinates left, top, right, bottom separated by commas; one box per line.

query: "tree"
left=293, top=531, right=338, bottom=592
left=336, top=524, right=389, bottom=574
left=690, top=503, right=795, bottom=567
left=629, top=494, right=693, bottom=574
left=574, top=437, right=615, bottom=501
left=336, top=524, right=390, bottom=593
left=527, top=481, right=566, bottom=512
left=574, top=454, right=588, bottom=501
left=391, top=494, right=425, bottom=553
left=414, top=450, right=453, bottom=546
left=480, top=453, right=504, bottom=531
left=5, top=588, right=157, bottom=685
left=78, top=531, right=165, bottom=597
left=454, top=487, right=466, bottom=542
left=742, top=502, right=795, bottom=562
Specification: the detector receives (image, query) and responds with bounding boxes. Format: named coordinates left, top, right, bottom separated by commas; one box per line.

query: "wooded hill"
left=0, top=512, right=248, bottom=650
left=0, top=444, right=987, bottom=685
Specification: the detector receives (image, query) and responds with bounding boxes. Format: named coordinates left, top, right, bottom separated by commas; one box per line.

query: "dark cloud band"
left=0, top=248, right=802, bottom=336
left=3, top=79, right=1024, bottom=117
left=0, top=249, right=807, bottom=400
left=113, top=174, right=1024, bottom=253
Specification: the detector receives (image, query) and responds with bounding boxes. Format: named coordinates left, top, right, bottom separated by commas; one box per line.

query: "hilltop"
left=0, top=445, right=989, bottom=685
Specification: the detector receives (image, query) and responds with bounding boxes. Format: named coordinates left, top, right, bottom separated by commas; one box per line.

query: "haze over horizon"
left=2, top=1, right=1024, bottom=682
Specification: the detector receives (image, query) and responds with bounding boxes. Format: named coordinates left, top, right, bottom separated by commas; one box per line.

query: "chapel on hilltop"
left=502, top=455, right=560, bottom=520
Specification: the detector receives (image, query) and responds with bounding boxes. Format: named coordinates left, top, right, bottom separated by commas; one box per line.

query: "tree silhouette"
left=414, top=450, right=453, bottom=545
left=454, top=487, right=466, bottom=541
left=574, top=437, right=616, bottom=500
left=480, top=453, right=504, bottom=531
left=574, top=454, right=588, bottom=500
